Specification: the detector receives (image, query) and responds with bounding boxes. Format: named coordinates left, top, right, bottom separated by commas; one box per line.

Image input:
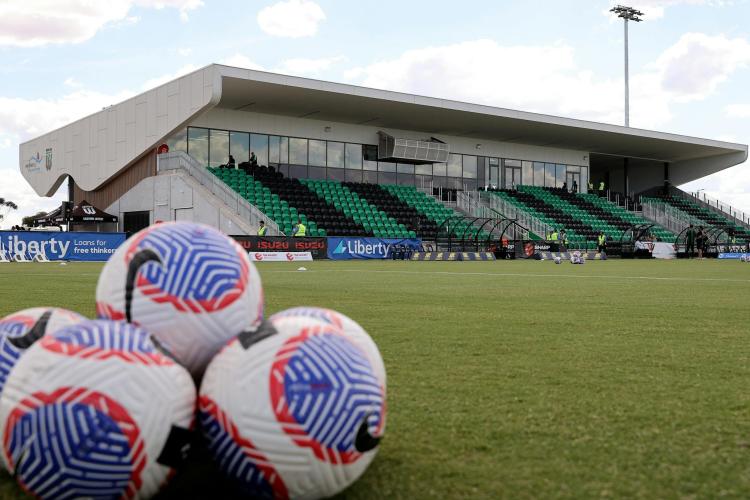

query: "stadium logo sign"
left=328, top=237, right=421, bottom=260
left=333, top=239, right=390, bottom=257
left=24, top=152, right=44, bottom=173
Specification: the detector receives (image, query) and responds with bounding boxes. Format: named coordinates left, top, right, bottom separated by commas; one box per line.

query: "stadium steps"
left=300, top=179, right=413, bottom=238
left=497, top=188, right=594, bottom=244
left=484, top=191, right=551, bottom=240
left=519, top=186, right=621, bottom=241
left=382, top=185, right=492, bottom=242
left=651, top=195, right=750, bottom=241
left=343, top=181, right=435, bottom=238
left=581, top=193, right=675, bottom=242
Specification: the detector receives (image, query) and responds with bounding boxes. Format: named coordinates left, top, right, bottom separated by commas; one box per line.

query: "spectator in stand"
left=598, top=180, right=606, bottom=197
left=227, top=155, right=236, bottom=169
left=257, top=220, right=267, bottom=236
left=249, top=151, right=258, bottom=166
left=685, top=224, right=696, bottom=258
left=572, top=180, right=578, bottom=193
left=587, top=181, right=594, bottom=193
left=562, top=181, right=568, bottom=192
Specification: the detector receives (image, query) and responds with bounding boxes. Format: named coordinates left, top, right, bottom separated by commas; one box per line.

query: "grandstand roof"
left=21, top=64, right=748, bottom=196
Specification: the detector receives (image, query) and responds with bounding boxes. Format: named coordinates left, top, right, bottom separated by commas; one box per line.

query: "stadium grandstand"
left=19, top=64, right=749, bottom=248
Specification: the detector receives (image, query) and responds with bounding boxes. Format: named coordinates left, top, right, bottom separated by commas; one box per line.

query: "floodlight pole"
left=610, top=5, right=644, bottom=127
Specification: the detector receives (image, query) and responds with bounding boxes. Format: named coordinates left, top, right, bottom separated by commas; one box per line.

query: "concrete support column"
left=663, top=162, right=670, bottom=194
left=623, top=157, right=629, bottom=196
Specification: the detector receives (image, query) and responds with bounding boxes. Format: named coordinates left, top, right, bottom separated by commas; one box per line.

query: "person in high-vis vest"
left=598, top=180, right=605, bottom=196
left=597, top=231, right=606, bottom=254
left=257, top=220, right=267, bottom=236
left=587, top=181, right=594, bottom=193
left=293, top=219, right=306, bottom=237
left=550, top=230, right=558, bottom=242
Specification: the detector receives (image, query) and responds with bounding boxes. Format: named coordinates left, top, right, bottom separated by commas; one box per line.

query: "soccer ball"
left=199, top=312, right=386, bottom=498
left=269, top=307, right=386, bottom=386
left=96, top=221, right=264, bottom=376
left=0, top=320, right=196, bottom=498
left=554, top=256, right=562, bottom=264
left=0, top=307, right=84, bottom=396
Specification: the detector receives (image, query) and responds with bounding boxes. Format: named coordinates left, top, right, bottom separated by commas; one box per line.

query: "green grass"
left=1, top=259, right=749, bottom=499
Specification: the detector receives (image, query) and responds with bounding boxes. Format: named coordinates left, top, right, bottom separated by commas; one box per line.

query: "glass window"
left=308, top=166, right=326, bottom=180
left=346, top=144, right=362, bottom=169
left=556, top=164, right=566, bottom=188
left=398, top=173, right=415, bottom=186
left=522, top=161, right=533, bottom=187
left=462, top=155, right=477, bottom=179
left=432, top=176, right=448, bottom=188
left=209, top=129, right=229, bottom=168
left=327, top=168, right=346, bottom=181
left=288, top=164, right=307, bottom=179
left=505, top=159, right=522, bottom=167
left=433, top=162, right=447, bottom=176
left=447, top=154, right=462, bottom=177
left=580, top=166, right=589, bottom=193
left=289, top=138, right=308, bottom=165
left=398, top=163, right=414, bottom=174
left=378, top=162, right=396, bottom=172
left=346, top=169, right=363, bottom=182
left=533, top=162, right=545, bottom=186
left=229, top=131, right=250, bottom=163
left=447, top=177, right=463, bottom=189
left=166, top=128, right=187, bottom=153
left=280, top=137, right=289, bottom=164
left=269, top=136, right=280, bottom=164
left=187, top=127, right=209, bottom=166
left=415, top=174, right=431, bottom=188
left=363, top=171, right=378, bottom=184
left=327, top=142, right=344, bottom=168
left=364, top=159, right=378, bottom=171
left=379, top=172, right=397, bottom=184
left=415, top=163, right=432, bottom=175
left=309, top=140, right=326, bottom=167
left=363, top=144, right=378, bottom=161
left=464, top=179, right=477, bottom=191
left=545, top=163, right=556, bottom=187
left=250, top=134, right=268, bottom=166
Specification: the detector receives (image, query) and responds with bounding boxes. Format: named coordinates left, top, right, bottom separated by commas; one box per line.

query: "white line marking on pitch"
left=262, top=269, right=750, bottom=283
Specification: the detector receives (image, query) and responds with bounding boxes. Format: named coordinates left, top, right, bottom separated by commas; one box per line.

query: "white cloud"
left=220, top=54, right=265, bottom=71
left=725, top=103, right=750, bottom=118
left=257, top=0, right=325, bottom=38
left=63, top=77, right=82, bottom=88
left=177, top=47, right=192, bottom=57
left=680, top=160, right=750, bottom=214
left=0, top=168, right=67, bottom=229
left=141, top=64, right=200, bottom=91
left=606, top=1, right=732, bottom=20
left=0, top=89, right=134, bottom=140
left=0, top=0, right=203, bottom=47
left=343, top=34, right=750, bottom=130
left=275, top=56, right=346, bottom=76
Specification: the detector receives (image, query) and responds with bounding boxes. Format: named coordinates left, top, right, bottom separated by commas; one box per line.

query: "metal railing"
left=156, top=152, right=283, bottom=235
left=456, top=191, right=528, bottom=240
left=683, top=189, right=750, bottom=228
left=478, top=191, right=554, bottom=240
left=641, top=200, right=697, bottom=235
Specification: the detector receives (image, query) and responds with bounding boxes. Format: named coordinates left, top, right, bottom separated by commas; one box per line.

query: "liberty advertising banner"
left=327, top=237, right=422, bottom=260
left=0, top=231, right=126, bottom=261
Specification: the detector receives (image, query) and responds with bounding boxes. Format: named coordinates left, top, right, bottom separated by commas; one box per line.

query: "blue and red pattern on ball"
left=124, top=223, right=249, bottom=313
left=41, top=320, right=174, bottom=366
left=270, top=329, right=384, bottom=465
left=270, top=307, right=343, bottom=329
left=199, top=396, right=288, bottom=499
left=3, top=387, right=146, bottom=499
left=0, top=315, right=35, bottom=395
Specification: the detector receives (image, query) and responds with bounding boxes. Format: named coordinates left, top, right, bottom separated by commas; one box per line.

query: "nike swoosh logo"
left=7, top=310, right=52, bottom=350
left=354, top=412, right=381, bottom=452
left=125, top=248, right=162, bottom=323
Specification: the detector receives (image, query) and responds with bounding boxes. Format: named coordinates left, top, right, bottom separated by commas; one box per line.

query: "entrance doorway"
left=505, top=166, right=522, bottom=189
left=566, top=171, right=581, bottom=192
left=123, top=211, right=150, bottom=236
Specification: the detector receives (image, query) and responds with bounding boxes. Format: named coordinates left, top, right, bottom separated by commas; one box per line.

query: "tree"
left=0, top=197, right=18, bottom=222
left=23, top=211, right=48, bottom=226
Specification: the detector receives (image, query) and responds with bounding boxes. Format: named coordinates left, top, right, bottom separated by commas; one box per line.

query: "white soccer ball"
left=554, top=256, right=562, bottom=264
left=269, top=307, right=386, bottom=386
left=199, top=312, right=386, bottom=499
left=96, top=221, right=264, bottom=376
left=0, top=319, right=196, bottom=499
left=0, top=307, right=85, bottom=396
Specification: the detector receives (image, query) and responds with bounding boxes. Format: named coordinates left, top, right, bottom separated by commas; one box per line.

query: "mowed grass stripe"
left=0, top=259, right=749, bottom=499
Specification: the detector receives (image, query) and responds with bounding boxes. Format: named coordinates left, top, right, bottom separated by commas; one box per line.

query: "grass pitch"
left=0, top=259, right=749, bottom=499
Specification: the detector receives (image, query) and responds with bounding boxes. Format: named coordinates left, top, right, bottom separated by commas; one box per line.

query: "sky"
left=1, top=0, right=750, bottom=228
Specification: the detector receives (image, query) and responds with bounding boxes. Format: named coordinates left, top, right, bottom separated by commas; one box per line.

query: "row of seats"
left=646, top=195, right=750, bottom=241
left=300, top=179, right=415, bottom=238
left=581, top=192, right=673, bottom=241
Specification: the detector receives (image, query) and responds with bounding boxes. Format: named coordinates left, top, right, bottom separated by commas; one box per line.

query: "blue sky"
left=2, top=0, right=750, bottom=228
